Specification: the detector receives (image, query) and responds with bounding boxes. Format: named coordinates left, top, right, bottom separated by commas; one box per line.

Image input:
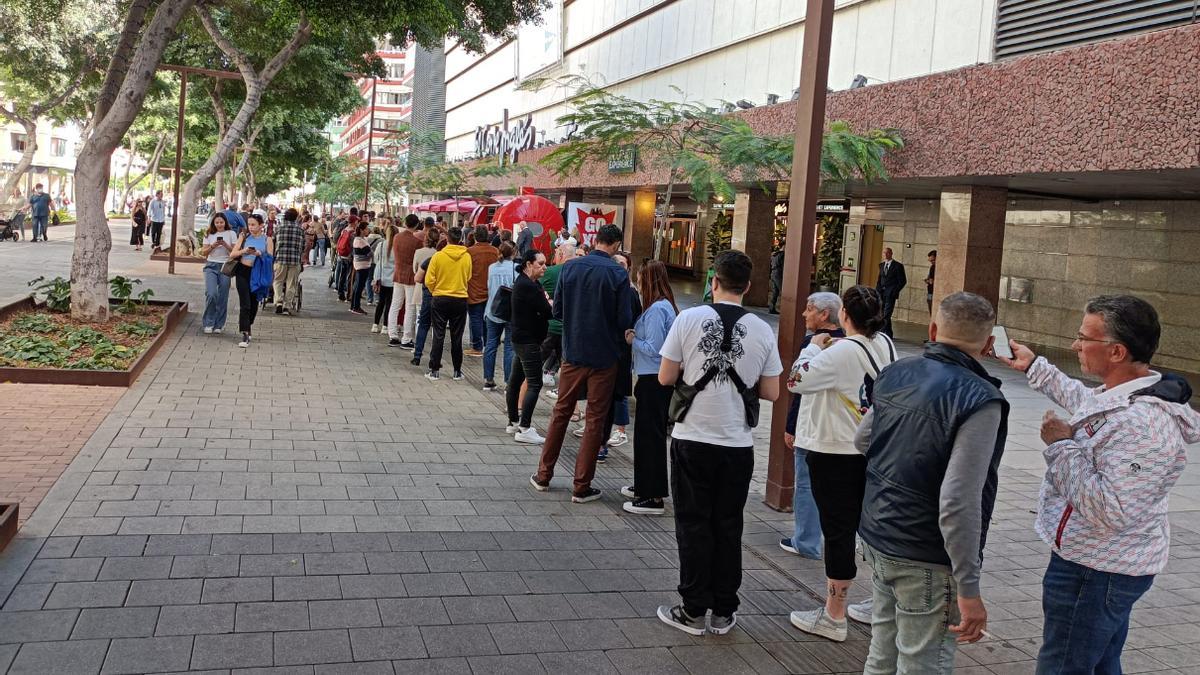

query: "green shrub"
left=12, top=312, right=56, bottom=333
left=27, top=276, right=71, bottom=312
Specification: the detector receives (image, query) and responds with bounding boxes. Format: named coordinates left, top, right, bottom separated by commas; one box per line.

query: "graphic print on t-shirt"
left=697, top=315, right=747, bottom=384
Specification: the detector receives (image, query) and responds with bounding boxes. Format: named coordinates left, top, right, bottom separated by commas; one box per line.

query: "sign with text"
left=475, top=109, right=536, bottom=165
left=608, top=146, right=637, bottom=174
left=567, top=202, right=625, bottom=247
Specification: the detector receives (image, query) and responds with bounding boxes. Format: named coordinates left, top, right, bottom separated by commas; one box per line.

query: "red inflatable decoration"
left=490, top=195, right=563, bottom=256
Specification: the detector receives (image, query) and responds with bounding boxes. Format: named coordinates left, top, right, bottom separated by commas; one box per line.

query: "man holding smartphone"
left=999, top=295, right=1200, bottom=674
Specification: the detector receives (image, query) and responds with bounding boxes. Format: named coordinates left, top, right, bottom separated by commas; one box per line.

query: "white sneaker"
left=846, top=598, right=873, bottom=624
left=789, top=608, right=847, bottom=642
left=203, top=326, right=213, bottom=334
left=572, top=425, right=586, bottom=438
left=370, top=324, right=380, bottom=333
left=542, top=372, right=556, bottom=386
left=514, top=427, right=545, bottom=444
left=505, top=422, right=519, bottom=434
left=546, top=389, right=559, bottom=399
left=213, top=328, right=223, bottom=334
left=607, top=430, right=628, bottom=447
left=620, top=485, right=636, bottom=499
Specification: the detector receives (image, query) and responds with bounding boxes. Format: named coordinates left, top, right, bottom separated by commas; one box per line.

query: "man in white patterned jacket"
left=1002, top=295, right=1200, bottom=675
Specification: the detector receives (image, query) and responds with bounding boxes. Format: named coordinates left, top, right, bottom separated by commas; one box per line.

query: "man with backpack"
left=333, top=210, right=357, bottom=301
left=654, top=250, right=782, bottom=636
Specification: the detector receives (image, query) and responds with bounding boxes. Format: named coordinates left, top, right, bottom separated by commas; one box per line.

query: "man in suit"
left=876, top=247, right=906, bottom=336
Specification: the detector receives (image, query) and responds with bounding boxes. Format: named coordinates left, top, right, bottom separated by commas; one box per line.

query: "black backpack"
left=668, top=304, right=761, bottom=427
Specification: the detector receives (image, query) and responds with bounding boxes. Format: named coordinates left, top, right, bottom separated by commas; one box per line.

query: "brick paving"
left=0, top=385, right=123, bottom=527
left=0, top=259, right=1197, bottom=673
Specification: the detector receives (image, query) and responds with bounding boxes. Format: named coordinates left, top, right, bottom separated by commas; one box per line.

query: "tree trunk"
left=177, top=9, right=311, bottom=229
left=1, top=118, right=37, bottom=210
left=654, top=173, right=677, bottom=261
left=246, top=163, right=256, bottom=204
left=71, top=0, right=197, bottom=321
left=146, top=134, right=165, bottom=193
left=213, top=165, right=224, bottom=211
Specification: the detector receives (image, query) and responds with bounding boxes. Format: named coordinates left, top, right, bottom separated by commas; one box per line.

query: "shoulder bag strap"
left=846, top=337, right=883, bottom=377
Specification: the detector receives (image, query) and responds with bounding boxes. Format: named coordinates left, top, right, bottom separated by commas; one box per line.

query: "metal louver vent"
left=995, top=0, right=1198, bottom=59
left=864, top=199, right=905, bottom=214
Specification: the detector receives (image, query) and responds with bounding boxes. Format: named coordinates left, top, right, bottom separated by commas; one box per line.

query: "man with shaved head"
left=854, top=292, right=1009, bottom=673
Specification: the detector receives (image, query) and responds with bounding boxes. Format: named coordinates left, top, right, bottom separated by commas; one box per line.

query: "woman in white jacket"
left=787, top=285, right=896, bottom=643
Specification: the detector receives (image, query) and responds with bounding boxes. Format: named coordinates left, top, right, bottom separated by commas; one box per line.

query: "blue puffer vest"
left=858, top=342, right=1009, bottom=567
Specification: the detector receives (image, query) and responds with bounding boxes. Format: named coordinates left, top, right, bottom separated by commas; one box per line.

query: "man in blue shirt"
left=531, top=224, right=633, bottom=503
left=27, top=183, right=54, bottom=242
left=148, top=190, right=167, bottom=249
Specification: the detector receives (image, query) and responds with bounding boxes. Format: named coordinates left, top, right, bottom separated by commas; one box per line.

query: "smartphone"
left=991, top=326, right=1014, bottom=359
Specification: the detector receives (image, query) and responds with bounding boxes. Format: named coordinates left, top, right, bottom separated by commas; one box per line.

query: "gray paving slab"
left=7, top=638, right=109, bottom=675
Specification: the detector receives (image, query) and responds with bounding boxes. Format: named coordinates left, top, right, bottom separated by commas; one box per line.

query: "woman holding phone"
left=228, top=213, right=273, bottom=348
left=200, top=213, right=236, bottom=334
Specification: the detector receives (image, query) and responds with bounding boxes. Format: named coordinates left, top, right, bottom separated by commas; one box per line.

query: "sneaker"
left=425, top=370, right=440, bottom=381
left=846, top=599, right=873, bottom=625
left=275, top=305, right=283, bottom=314
left=237, top=333, right=250, bottom=348
left=657, top=604, right=706, bottom=636
left=623, top=497, right=664, bottom=515
left=482, top=381, right=497, bottom=392
left=410, top=357, right=420, bottom=366
left=789, top=608, right=847, bottom=642
left=620, top=485, right=637, bottom=499
left=572, top=425, right=586, bottom=438
left=505, top=422, right=520, bottom=434
left=571, top=487, right=602, bottom=504
left=465, top=348, right=483, bottom=357
left=709, top=613, right=737, bottom=635
left=780, top=538, right=800, bottom=555
left=203, top=326, right=213, bottom=334
left=399, top=341, right=415, bottom=350
left=529, top=475, right=550, bottom=492
left=607, top=430, right=628, bottom=447
left=349, top=308, right=367, bottom=315
left=388, top=338, right=402, bottom=347
left=546, top=388, right=559, bottom=399
left=514, top=427, right=545, bottom=444
left=213, top=328, right=223, bottom=334
left=542, top=372, right=556, bottom=386
left=371, top=324, right=380, bottom=333
left=452, top=370, right=464, bottom=381
left=596, top=447, right=609, bottom=464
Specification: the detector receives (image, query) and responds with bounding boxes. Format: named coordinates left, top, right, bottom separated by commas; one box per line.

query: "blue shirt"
left=28, top=193, right=51, bottom=217
left=631, top=298, right=676, bottom=375
left=241, top=233, right=268, bottom=266
left=484, top=259, right=517, bottom=323
left=553, top=250, right=633, bottom=369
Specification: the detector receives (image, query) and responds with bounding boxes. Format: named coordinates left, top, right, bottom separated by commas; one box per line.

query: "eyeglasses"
left=1074, top=333, right=1118, bottom=345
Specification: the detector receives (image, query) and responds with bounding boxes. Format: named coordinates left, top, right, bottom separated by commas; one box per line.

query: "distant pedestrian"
left=857, top=292, right=1007, bottom=672
left=27, top=183, right=53, bottom=242
left=538, top=241, right=575, bottom=394
left=506, top=249, right=552, bottom=444
left=349, top=223, right=372, bottom=314
left=655, top=249, right=782, bottom=636
left=466, top=225, right=499, bottom=356
left=130, top=200, right=147, bottom=251
left=200, top=213, right=235, bottom=334
left=1000, top=295, right=1200, bottom=675
left=148, top=190, right=167, bottom=249
left=310, top=215, right=329, bottom=266
left=272, top=208, right=304, bottom=315
left=925, top=250, right=937, bottom=315
left=768, top=248, right=784, bottom=314
left=390, top=214, right=424, bottom=348
left=876, top=247, right=906, bottom=337
left=409, top=227, right=440, bottom=367
left=482, top=242, right=517, bottom=391
left=229, top=213, right=273, bottom=348
left=424, top=226, right=472, bottom=380
left=372, top=220, right=398, bottom=335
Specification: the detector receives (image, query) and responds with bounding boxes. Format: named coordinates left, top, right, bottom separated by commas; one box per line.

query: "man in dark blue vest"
left=855, top=292, right=1009, bottom=674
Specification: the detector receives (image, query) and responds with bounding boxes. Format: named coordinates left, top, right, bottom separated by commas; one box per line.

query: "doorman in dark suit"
left=876, top=247, right=906, bottom=336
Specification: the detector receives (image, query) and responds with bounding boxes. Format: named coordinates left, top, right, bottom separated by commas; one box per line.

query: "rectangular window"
left=10, top=133, right=26, bottom=153
left=50, top=138, right=67, bottom=157
left=376, top=91, right=411, bottom=106
left=387, top=63, right=406, bottom=80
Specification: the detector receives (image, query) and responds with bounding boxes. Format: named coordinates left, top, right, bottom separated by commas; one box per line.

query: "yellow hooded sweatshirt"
left=425, top=244, right=472, bottom=298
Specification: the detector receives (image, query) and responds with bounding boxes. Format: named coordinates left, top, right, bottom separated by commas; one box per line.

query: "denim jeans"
left=335, top=257, right=351, bottom=299
left=366, top=263, right=376, bottom=304
left=482, top=318, right=512, bottom=383
left=413, top=287, right=434, bottom=360
left=611, top=397, right=630, bottom=426
left=31, top=215, right=47, bottom=241
left=310, top=237, right=327, bottom=265
left=863, top=543, right=958, bottom=675
left=1036, top=553, right=1154, bottom=675
left=789, top=447, right=822, bottom=559
left=467, top=302, right=486, bottom=350
left=202, top=262, right=230, bottom=330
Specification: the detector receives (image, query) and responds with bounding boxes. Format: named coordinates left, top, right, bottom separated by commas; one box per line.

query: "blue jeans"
left=467, top=302, right=486, bottom=350
left=863, top=543, right=957, bottom=675
left=310, top=238, right=327, bottom=265
left=31, top=215, right=47, bottom=241
left=202, top=262, right=230, bottom=330
left=482, top=318, right=512, bottom=383
left=1036, top=553, right=1153, bottom=675
left=789, top=447, right=822, bottom=558
left=366, top=263, right=376, bottom=304
left=335, top=257, right=351, bottom=299
left=413, top=288, right=434, bottom=360
left=613, top=397, right=630, bottom=426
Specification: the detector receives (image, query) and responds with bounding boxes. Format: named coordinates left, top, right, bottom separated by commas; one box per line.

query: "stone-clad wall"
left=875, top=197, right=1200, bottom=373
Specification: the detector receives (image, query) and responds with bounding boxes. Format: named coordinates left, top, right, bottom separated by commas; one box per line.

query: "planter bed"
left=149, top=250, right=207, bottom=264
left=0, top=296, right=187, bottom=386
left=0, top=503, right=16, bottom=553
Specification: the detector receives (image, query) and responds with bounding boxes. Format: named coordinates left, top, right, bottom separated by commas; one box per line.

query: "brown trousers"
left=536, top=361, right=618, bottom=494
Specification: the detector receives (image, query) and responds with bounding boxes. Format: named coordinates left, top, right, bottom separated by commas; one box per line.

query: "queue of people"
left=194, top=204, right=1197, bottom=674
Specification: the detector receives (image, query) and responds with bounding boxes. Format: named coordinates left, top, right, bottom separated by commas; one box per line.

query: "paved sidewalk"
left=0, top=263, right=1197, bottom=673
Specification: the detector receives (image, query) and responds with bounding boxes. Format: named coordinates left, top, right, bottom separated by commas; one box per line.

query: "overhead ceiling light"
left=736, top=99, right=754, bottom=109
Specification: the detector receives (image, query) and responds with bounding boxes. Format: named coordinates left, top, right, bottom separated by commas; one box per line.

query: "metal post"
left=168, top=70, right=187, bottom=275
left=362, top=78, right=377, bottom=212
left=764, top=0, right=835, bottom=511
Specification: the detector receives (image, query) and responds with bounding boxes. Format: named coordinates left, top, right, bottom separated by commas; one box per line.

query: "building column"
left=624, top=189, right=656, bottom=262
left=730, top=189, right=776, bottom=307
left=934, top=186, right=1007, bottom=310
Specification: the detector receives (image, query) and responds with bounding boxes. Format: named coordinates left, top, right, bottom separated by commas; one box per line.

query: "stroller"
left=0, top=212, right=24, bottom=241
left=260, top=278, right=304, bottom=312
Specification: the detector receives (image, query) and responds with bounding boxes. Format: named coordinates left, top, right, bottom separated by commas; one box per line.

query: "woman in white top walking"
left=787, top=285, right=896, bottom=642
left=199, top=213, right=235, bottom=334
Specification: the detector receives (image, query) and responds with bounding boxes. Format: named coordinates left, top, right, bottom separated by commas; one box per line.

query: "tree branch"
left=194, top=4, right=258, bottom=82
left=32, top=51, right=95, bottom=119
left=94, top=0, right=152, bottom=127
left=260, top=15, right=312, bottom=82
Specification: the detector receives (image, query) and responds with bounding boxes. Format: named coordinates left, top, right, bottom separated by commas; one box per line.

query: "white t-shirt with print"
left=660, top=302, right=783, bottom=447
left=203, top=232, right=235, bottom=263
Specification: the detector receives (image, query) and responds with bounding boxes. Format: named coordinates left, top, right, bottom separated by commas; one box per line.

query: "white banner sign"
left=567, top=202, right=625, bottom=247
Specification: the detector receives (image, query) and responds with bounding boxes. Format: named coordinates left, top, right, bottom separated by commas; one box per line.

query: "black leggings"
left=506, top=342, right=543, bottom=428
left=374, top=284, right=393, bottom=326
left=806, top=451, right=867, bottom=581
left=234, top=265, right=257, bottom=334
left=632, top=374, right=672, bottom=498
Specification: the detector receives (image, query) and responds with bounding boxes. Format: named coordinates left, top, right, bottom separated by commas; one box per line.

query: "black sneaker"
left=399, top=341, right=416, bottom=350
left=622, top=497, right=665, bottom=516
left=709, top=612, right=737, bottom=635
left=410, top=357, right=420, bottom=366
left=452, top=371, right=464, bottom=381
left=274, top=305, right=283, bottom=314
left=482, top=381, right=497, bottom=392
left=388, top=338, right=402, bottom=347
left=529, top=475, right=550, bottom=492
left=425, top=370, right=440, bottom=381
left=657, top=604, right=706, bottom=636
left=571, top=487, right=602, bottom=504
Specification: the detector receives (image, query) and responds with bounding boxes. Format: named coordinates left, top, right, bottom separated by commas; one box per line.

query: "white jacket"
left=787, top=333, right=896, bottom=454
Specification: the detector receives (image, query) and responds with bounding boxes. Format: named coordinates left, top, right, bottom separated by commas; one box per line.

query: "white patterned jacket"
left=1028, top=357, right=1200, bottom=576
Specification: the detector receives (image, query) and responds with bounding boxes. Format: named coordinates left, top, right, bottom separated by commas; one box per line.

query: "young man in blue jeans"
left=855, top=293, right=1007, bottom=674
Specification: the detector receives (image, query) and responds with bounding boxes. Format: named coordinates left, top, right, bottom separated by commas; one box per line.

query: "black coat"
left=876, top=259, right=907, bottom=299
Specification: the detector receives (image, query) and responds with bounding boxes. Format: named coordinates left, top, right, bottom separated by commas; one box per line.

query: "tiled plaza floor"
left=0, top=253, right=1198, bottom=673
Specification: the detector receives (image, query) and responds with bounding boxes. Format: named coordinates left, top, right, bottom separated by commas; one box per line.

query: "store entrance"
left=859, top=223, right=885, bottom=288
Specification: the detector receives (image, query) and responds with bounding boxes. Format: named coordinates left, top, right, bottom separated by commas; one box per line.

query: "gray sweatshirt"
left=854, top=401, right=1002, bottom=598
